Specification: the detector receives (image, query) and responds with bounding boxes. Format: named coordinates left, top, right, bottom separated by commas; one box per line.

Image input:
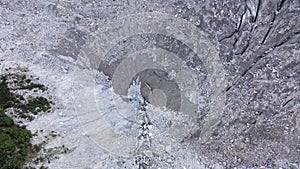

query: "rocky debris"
left=0, top=0, right=299, bottom=168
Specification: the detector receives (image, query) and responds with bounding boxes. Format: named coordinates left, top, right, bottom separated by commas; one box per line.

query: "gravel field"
left=0, top=0, right=299, bottom=168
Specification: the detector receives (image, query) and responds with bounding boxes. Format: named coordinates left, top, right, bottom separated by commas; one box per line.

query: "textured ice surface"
left=0, top=0, right=299, bottom=168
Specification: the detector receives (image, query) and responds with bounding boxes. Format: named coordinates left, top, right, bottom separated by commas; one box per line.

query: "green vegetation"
left=0, top=75, right=19, bottom=109
left=3, top=73, right=48, bottom=92
left=0, top=107, right=13, bottom=126
left=19, top=96, right=51, bottom=116
left=0, top=72, right=55, bottom=169
left=27, top=144, right=71, bottom=165
left=20, top=83, right=47, bottom=92
left=0, top=74, right=51, bottom=120
left=0, top=107, right=33, bottom=169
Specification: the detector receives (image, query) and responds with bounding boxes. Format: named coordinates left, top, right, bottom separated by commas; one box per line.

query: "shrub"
left=0, top=108, right=14, bottom=127
left=0, top=73, right=53, bottom=169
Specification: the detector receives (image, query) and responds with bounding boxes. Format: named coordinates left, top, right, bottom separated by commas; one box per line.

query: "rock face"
left=0, top=0, right=299, bottom=168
